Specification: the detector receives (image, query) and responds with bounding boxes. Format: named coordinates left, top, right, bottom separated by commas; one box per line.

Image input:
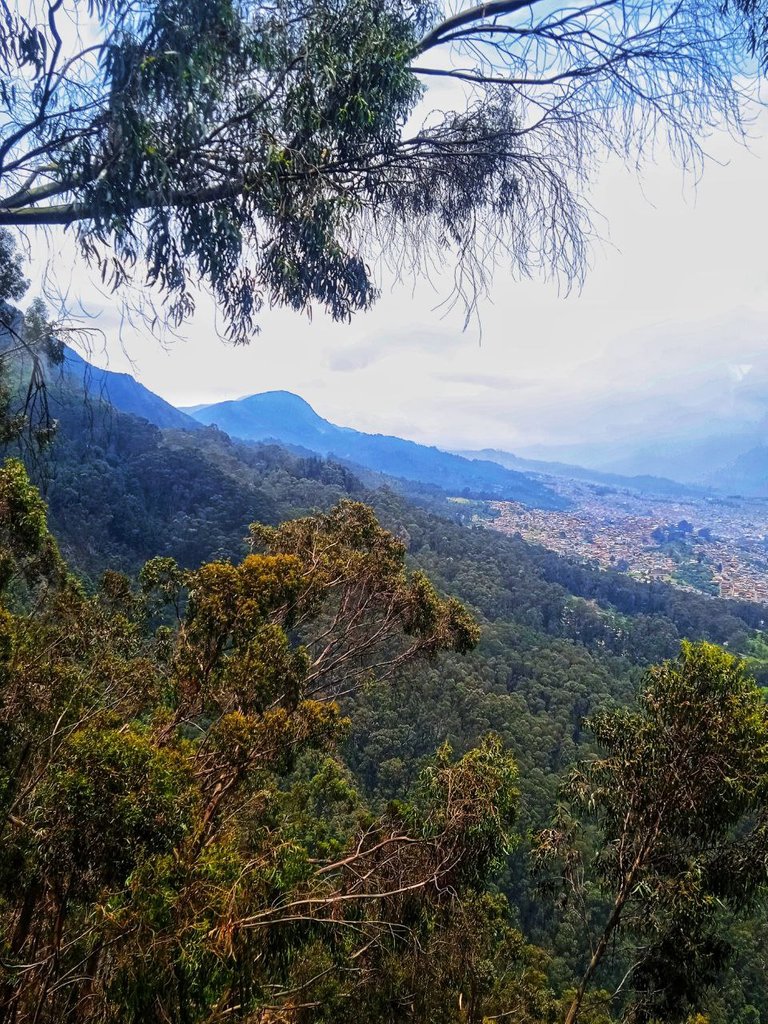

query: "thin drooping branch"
left=0, top=0, right=758, bottom=339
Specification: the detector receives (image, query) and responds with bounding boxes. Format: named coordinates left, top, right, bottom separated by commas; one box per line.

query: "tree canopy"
left=0, top=0, right=762, bottom=339
left=1, top=374, right=768, bottom=1019
left=0, top=484, right=523, bottom=1023
left=539, top=641, right=768, bottom=1024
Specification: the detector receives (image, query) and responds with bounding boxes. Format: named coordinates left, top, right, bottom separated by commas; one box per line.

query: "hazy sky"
left=29, top=109, right=768, bottom=459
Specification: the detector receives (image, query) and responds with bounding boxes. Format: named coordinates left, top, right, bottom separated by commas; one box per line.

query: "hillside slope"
left=183, top=390, right=566, bottom=508
left=60, top=346, right=200, bottom=430
left=457, top=447, right=705, bottom=497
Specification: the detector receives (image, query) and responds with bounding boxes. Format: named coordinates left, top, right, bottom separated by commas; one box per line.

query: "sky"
left=27, top=109, right=768, bottom=465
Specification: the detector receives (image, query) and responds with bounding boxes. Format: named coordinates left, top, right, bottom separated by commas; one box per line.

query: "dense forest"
left=2, top=0, right=768, bottom=1015
left=0, top=339, right=765, bottom=1023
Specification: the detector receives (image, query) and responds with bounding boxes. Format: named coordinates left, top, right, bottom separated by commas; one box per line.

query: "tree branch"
left=414, top=0, right=566, bottom=56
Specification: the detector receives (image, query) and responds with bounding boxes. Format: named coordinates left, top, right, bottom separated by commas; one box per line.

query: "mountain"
left=60, top=346, right=200, bottom=430
left=706, top=445, right=768, bottom=497
left=0, top=302, right=198, bottom=432
left=457, top=448, right=705, bottom=498
left=181, top=391, right=567, bottom=509
left=515, top=430, right=768, bottom=491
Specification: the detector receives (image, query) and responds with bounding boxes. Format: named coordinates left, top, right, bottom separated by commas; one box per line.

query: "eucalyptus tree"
left=0, top=0, right=761, bottom=340
left=539, top=641, right=768, bottom=1024
left=730, top=0, right=768, bottom=68
left=0, top=495, right=523, bottom=1023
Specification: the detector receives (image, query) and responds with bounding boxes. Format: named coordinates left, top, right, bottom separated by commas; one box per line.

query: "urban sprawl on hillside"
left=484, top=479, right=768, bottom=604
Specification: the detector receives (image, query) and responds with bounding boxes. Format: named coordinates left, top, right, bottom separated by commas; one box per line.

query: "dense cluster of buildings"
left=487, top=480, right=768, bottom=604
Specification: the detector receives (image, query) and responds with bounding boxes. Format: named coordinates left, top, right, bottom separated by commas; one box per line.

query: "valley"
left=3, top=3, right=768, bottom=1017
left=54, top=353, right=768, bottom=608
left=485, top=477, right=768, bottom=604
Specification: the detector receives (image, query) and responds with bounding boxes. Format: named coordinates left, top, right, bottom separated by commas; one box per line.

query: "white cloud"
left=17, top=109, right=768, bottom=461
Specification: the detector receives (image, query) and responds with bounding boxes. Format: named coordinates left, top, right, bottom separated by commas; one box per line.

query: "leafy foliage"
left=0, top=228, right=27, bottom=304
left=0, top=2, right=761, bottom=337
left=0, top=464, right=529, bottom=1023
left=539, top=641, right=768, bottom=1024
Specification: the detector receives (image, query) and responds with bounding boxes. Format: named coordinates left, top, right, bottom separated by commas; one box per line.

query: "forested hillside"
left=1, top=359, right=765, bottom=1023
left=184, top=390, right=568, bottom=508
left=24, top=366, right=768, bottom=822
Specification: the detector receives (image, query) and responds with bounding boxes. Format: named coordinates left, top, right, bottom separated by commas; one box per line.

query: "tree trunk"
left=563, top=888, right=629, bottom=1024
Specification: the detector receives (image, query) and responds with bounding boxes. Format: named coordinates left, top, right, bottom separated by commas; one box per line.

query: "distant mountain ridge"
left=5, top=297, right=768, bottom=501
left=181, top=391, right=568, bottom=509
left=21, top=316, right=768, bottom=503
left=457, top=448, right=707, bottom=498
left=706, top=445, right=768, bottom=498
left=0, top=307, right=197, bottom=432
left=514, top=430, right=768, bottom=497
left=60, top=346, right=200, bottom=431
left=45, top=356, right=768, bottom=501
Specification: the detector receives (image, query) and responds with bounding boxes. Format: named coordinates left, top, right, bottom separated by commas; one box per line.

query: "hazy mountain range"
left=512, top=434, right=768, bottom=498
left=180, top=391, right=567, bottom=508
left=40, top=346, right=556, bottom=507
left=61, top=346, right=200, bottom=431
left=454, top=448, right=707, bottom=498
left=52, top=338, right=768, bottom=500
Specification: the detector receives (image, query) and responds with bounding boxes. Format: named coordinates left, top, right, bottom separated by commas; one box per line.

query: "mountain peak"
left=236, top=390, right=321, bottom=415
left=184, top=390, right=567, bottom=509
